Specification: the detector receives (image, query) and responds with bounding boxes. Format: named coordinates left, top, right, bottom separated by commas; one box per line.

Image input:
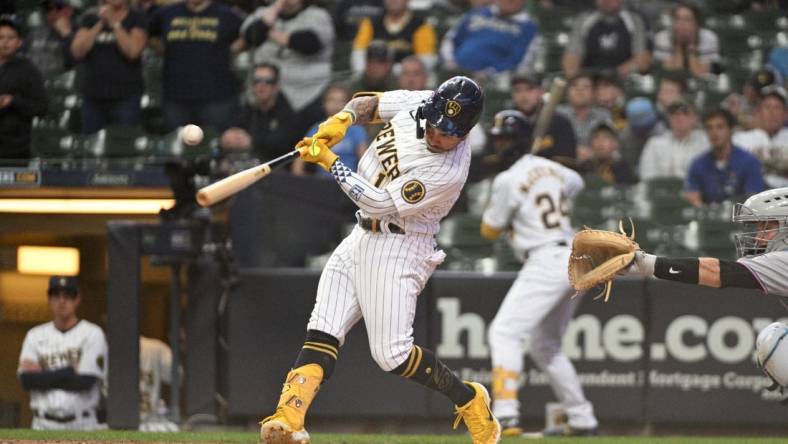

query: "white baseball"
left=181, top=124, right=204, bottom=146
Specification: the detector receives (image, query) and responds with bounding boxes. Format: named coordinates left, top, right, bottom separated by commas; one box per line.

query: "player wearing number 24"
left=259, top=76, right=503, bottom=444
left=480, top=110, right=599, bottom=438
left=620, top=187, right=788, bottom=405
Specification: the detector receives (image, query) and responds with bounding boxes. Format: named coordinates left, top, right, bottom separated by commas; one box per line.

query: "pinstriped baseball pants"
left=307, top=226, right=445, bottom=371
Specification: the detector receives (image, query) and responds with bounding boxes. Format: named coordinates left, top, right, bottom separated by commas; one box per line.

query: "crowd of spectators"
left=0, top=0, right=786, bottom=210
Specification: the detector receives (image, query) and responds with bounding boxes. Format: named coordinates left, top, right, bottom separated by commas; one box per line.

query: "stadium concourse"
left=0, top=0, right=787, bottom=440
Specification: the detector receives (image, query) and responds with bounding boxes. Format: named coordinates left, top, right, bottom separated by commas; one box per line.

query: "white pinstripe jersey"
left=18, top=320, right=107, bottom=414
left=483, top=155, right=584, bottom=256
left=355, top=90, right=472, bottom=235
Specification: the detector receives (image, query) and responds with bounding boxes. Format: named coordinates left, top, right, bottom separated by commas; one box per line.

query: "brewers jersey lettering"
left=484, top=155, right=598, bottom=429
left=355, top=89, right=472, bottom=235
left=18, top=320, right=107, bottom=430
left=308, top=89, right=471, bottom=371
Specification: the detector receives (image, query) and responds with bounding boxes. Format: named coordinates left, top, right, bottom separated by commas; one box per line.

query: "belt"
left=33, top=409, right=92, bottom=423
left=523, top=240, right=568, bottom=261
left=358, top=216, right=405, bottom=234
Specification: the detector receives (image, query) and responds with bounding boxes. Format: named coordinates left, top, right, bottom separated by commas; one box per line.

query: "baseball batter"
left=622, top=186, right=788, bottom=403
left=480, top=110, right=598, bottom=437
left=258, top=76, right=501, bottom=444
left=17, top=276, right=107, bottom=430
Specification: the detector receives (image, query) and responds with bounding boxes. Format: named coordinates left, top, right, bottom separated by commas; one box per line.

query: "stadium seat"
left=150, top=127, right=217, bottom=160
left=31, top=126, right=76, bottom=159
left=83, top=125, right=149, bottom=158
left=437, top=213, right=495, bottom=270
left=44, top=70, right=77, bottom=97
left=492, top=240, right=521, bottom=272
left=681, top=219, right=739, bottom=260
left=464, top=179, right=493, bottom=216
left=532, top=4, right=580, bottom=34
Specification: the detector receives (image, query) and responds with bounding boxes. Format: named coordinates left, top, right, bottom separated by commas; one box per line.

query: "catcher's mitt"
left=568, top=220, right=639, bottom=302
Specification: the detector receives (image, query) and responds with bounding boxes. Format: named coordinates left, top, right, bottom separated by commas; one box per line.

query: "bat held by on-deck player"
left=529, top=77, right=567, bottom=155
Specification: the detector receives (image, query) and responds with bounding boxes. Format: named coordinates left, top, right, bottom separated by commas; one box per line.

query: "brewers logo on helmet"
left=419, top=76, right=484, bottom=138
left=445, top=100, right=461, bottom=117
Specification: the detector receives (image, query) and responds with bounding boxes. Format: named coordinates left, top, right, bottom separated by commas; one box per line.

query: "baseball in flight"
left=181, top=124, right=204, bottom=145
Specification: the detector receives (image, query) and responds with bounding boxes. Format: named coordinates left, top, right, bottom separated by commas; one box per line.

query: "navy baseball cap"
left=48, top=276, right=79, bottom=294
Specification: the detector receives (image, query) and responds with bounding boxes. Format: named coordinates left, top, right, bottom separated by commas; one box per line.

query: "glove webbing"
left=572, top=219, right=636, bottom=303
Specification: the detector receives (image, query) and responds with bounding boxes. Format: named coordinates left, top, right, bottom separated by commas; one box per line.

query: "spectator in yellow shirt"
left=351, top=0, right=436, bottom=75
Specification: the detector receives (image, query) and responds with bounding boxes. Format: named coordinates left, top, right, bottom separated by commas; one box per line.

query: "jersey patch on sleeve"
left=401, top=180, right=426, bottom=204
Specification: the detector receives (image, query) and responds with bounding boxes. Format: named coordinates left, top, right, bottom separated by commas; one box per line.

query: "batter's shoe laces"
left=453, top=382, right=501, bottom=444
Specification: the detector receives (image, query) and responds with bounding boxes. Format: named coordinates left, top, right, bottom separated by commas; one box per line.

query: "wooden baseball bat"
left=530, top=77, right=567, bottom=154
left=196, top=149, right=300, bottom=207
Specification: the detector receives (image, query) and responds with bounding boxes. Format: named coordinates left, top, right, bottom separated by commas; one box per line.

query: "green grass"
left=0, top=429, right=785, bottom=444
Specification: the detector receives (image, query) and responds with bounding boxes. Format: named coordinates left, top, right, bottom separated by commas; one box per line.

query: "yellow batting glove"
left=297, top=137, right=339, bottom=171
left=313, top=110, right=355, bottom=148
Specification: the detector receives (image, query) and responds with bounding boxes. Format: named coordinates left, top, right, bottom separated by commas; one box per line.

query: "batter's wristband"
left=338, top=109, right=356, bottom=125
left=654, top=257, right=700, bottom=284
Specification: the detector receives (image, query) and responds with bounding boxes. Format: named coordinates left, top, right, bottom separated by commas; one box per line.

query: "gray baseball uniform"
left=737, top=251, right=788, bottom=297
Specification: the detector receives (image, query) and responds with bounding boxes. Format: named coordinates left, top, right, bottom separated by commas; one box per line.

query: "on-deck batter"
left=17, top=276, right=107, bottom=430
left=480, top=110, right=598, bottom=437
left=258, top=76, right=501, bottom=444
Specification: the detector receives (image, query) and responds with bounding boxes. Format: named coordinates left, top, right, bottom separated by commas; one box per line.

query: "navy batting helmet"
left=419, top=76, right=484, bottom=138
left=490, top=109, right=529, bottom=139
left=488, top=109, right=530, bottom=170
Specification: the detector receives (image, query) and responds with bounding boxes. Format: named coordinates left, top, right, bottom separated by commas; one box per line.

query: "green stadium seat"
left=83, top=125, right=149, bottom=158
left=150, top=126, right=217, bottom=160
left=437, top=213, right=495, bottom=270
left=464, top=179, right=493, bottom=216
left=44, top=70, right=77, bottom=97
left=492, top=240, right=521, bottom=272
left=532, top=5, right=579, bottom=34
left=31, top=126, right=76, bottom=159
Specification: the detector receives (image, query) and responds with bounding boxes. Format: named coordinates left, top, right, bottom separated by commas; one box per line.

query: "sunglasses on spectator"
left=253, top=76, right=277, bottom=85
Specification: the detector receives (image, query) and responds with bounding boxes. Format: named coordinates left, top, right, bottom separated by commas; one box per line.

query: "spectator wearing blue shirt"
left=292, top=84, right=367, bottom=176
left=439, top=0, right=542, bottom=84
left=684, top=108, right=767, bottom=207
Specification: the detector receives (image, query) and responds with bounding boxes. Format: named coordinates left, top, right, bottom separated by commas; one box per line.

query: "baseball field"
left=0, top=429, right=785, bottom=444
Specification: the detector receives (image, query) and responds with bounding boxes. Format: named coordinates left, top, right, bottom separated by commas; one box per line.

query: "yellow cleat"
left=259, top=417, right=310, bottom=444
left=259, top=364, right=324, bottom=444
left=453, top=382, right=501, bottom=444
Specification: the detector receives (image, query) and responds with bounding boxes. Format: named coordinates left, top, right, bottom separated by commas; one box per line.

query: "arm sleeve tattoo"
left=345, top=96, right=379, bottom=125
left=331, top=159, right=397, bottom=217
